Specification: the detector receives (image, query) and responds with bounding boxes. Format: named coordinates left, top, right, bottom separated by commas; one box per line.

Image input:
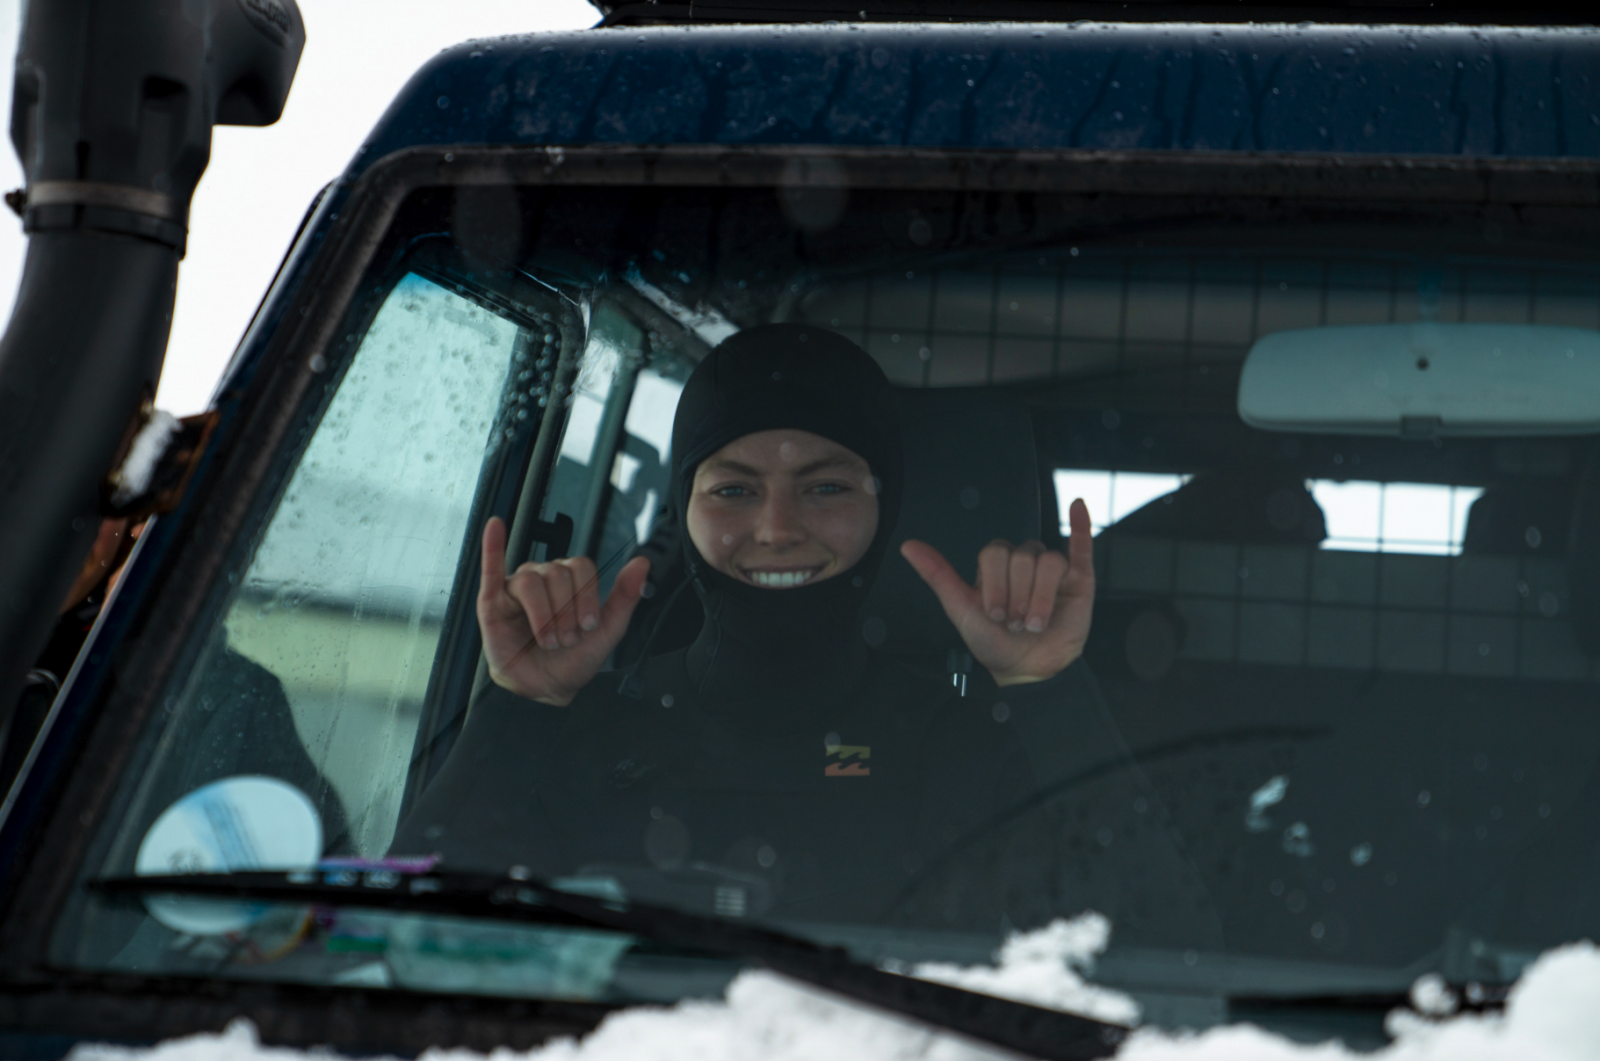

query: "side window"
left=122, top=274, right=524, bottom=858
left=537, top=304, right=686, bottom=596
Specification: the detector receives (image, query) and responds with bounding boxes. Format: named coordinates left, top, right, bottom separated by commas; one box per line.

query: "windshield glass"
left=52, top=172, right=1600, bottom=1023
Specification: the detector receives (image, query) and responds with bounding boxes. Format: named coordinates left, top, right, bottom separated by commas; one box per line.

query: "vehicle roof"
left=349, top=22, right=1600, bottom=179
left=587, top=1, right=1589, bottom=28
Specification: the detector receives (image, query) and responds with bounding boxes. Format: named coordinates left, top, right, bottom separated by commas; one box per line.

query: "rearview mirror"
left=1237, top=323, right=1600, bottom=437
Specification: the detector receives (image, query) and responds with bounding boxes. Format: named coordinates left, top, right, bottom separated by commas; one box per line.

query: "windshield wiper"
left=1229, top=984, right=1509, bottom=1014
left=93, top=870, right=1129, bottom=1061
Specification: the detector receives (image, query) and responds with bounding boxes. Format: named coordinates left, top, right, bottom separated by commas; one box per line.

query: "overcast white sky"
left=0, top=0, right=596, bottom=415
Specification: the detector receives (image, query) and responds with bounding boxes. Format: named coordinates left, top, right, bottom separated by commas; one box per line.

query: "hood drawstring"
left=616, top=575, right=696, bottom=699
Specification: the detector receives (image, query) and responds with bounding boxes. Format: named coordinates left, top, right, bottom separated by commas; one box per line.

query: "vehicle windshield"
left=50, top=171, right=1600, bottom=1024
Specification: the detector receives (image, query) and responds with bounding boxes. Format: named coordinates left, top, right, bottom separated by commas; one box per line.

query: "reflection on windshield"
left=58, top=185, right=1600, bottom=1032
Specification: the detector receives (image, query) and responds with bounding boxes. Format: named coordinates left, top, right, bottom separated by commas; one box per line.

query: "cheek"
left=819, top=497, right=879, bottom=563
left=686, top=501, right=738, bottom=566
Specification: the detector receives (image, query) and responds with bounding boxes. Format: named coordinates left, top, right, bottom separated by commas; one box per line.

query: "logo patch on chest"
left=824, top=742, right=870, bottom=777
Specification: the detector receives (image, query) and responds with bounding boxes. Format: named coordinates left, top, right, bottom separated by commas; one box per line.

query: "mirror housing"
left=1238, top=323, right=1600, bottom=438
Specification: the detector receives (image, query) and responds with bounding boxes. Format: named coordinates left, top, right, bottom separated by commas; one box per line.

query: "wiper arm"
left=93, top=870, right=1129, bottom=1061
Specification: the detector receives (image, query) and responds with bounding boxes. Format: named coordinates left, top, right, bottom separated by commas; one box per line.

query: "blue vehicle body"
left=2, top=18, right=1598, bottom=1058
left=360, top=26, right=1600, bottom=160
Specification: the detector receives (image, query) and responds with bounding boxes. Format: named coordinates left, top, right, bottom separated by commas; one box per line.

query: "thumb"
left=595, top=555, right=653, bottom=643
left=900, top=540, right=978, bottom=624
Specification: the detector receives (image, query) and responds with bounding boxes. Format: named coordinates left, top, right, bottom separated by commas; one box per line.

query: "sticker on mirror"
left=134, top=776, right=322, bottom=935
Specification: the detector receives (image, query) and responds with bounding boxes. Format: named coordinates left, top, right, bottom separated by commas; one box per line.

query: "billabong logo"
left=825, top=742, right=870, bottom=777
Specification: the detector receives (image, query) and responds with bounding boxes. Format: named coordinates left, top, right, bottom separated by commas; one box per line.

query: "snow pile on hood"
left=66, top=935, right=1600, bottom=1061
left=912, top=912, right=1141, bottom=1026
left=1116, top=940, right=1600, bottom=1061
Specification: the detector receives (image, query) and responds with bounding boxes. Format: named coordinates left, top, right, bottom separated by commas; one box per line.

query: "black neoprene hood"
left=668, top=324, right=905, bottom=608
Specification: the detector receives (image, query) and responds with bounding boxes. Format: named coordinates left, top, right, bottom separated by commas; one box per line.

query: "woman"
left=395, top=325, right=1098, bottom=921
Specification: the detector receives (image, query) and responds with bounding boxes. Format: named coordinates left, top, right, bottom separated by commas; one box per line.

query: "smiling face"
left=686, top=429, right=880, bottom=590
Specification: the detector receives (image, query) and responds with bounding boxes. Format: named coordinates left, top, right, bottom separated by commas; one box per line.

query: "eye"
left=809, top=481, right=850, bottom=496
left=711, top=484, right=753, bottom=499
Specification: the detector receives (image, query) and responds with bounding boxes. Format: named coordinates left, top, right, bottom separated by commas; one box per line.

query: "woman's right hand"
left=476, top=517, right=652, bottom=706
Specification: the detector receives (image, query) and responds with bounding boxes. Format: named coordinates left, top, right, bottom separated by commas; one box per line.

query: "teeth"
left=749, top=570, right=815, bottom=588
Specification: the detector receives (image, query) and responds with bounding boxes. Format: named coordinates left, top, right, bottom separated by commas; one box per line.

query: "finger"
left=544, top=563, right=582, bottom=647
left=977, top=540, right=1014, bottom=623
left=1067, top=498, right=1095, bottom=576
left=478, top=517, right=508, bottom=608
left=1006, top=542, right=1046, bottom=630
left=508, top=571, right=559, bottom=650
left=567, top=556, right=602, bottom=632
left=1025, top=549, right=1069, bottom=632
left=596, top=556, right=653, bottom=643
left=901, top=540, right=979, bottom=624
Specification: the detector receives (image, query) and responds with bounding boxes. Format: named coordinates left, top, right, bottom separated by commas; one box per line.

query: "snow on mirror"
left=135, top=776, right=321, bottom=935
left=1239, top=323, right=1600, bottom=436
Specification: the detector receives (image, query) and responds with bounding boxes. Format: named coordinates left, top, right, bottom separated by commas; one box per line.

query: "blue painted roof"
left=351, top=23, right=1600, bottom=174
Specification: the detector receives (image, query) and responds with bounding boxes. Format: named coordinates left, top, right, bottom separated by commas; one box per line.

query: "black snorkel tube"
left=0, top=1, right=304, bottom=726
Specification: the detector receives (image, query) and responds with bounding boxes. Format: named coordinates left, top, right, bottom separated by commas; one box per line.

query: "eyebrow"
left=700, top=454, right=864, bottom=478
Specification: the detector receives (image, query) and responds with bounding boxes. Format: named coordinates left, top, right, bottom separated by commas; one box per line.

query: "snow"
left=64, top=929, right=1600, bottom=1061
left=912, top=912, right=1141, bottom=1026
left=109, top=410, right=180, bottom=506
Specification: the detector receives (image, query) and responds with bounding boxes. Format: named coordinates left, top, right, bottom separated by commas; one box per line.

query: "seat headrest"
left=1103, top=471, right=1325, bottom=545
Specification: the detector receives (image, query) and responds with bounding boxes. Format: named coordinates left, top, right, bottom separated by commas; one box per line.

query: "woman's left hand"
left=901, top=498, right=1095, bottom=687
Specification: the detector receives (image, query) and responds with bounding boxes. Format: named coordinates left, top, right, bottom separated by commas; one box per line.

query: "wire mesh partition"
left=796, top=252, right=1600, bottom=391
left=798, top=248, right=1600, bottom=684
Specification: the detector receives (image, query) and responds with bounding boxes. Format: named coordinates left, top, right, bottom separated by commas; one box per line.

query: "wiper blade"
left=1230, top=985, right=1509, bottom=1014
left=93, top=870, right=1129, bottom=1061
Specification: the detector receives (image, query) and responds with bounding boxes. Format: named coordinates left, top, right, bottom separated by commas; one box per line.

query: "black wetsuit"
left=393, top=615, right=1107, bottom=923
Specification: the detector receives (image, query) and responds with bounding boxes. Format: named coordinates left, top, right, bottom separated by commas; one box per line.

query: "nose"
left=752, top=489, right=806, bottom=549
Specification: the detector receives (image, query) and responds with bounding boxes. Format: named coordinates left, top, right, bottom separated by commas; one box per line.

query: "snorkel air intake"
left=0, top=0, right=305, bottom=726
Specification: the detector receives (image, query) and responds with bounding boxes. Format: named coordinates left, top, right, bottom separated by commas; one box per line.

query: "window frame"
left=1, top=141, right=1597, bottom=1050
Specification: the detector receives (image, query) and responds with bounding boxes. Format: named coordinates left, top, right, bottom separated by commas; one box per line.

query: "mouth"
left=740, top=566, right=823, bottom=589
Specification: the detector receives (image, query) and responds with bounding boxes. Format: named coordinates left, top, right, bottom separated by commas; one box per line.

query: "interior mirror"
left=1238, top=323, right=1600, bottom=437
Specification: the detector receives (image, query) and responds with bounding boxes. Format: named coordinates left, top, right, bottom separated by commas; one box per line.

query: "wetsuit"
left=393, top=597, right=1106, bottom=922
